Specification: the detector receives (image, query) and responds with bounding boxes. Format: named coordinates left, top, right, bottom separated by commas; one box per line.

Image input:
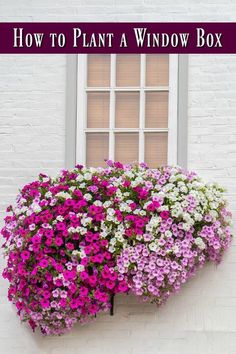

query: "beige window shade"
left=87, top=92, right=109, bottom=128
left=146, top=54, right=169, bottom=87
left=115, top=92, right=140, bottom=128
left=115, top=133, right=139, bottom=163
left=86, top=133, right=109, bottom=167
left=87, top=54, right=110, bottom=87
left=145, top=133, right=168, bottom=167
left=145, top=91, right=168, bottom=128
left=116, top=55, right=140, bottom=87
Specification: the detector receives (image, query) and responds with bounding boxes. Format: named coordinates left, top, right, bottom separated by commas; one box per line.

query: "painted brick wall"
left=0, top=2, right=236, bottom=354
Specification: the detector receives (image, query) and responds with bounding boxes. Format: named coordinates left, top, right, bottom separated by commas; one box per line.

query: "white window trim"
left=75, top=54, right=179, bottom=167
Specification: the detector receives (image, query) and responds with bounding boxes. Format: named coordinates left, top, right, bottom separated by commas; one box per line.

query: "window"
left=76, top=54, right=179, bottom=168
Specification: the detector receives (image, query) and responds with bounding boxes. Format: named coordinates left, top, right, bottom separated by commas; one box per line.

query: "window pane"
left=86, top=133, right=109, bottom=167
left=145, top=133, right=168, bottom=167
left=115, top=92, right=139, bottom=128
left=115, top=133, right=139, bottom=164
left=87, top=92, right=109, bottom=128
left=146, top=54, right=169, bottom=87
left=87, top=54, right=110, bottom=87
left=145, top=92, right=168, bottom=128
left=116, top=55, right=140, bottom=87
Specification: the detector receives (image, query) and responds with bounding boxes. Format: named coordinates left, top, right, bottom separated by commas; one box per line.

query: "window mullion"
left=109, top=54, right=116, bottom=161
left=168, top=54, right=178, bottom=165
left=139, top=54, right=146, bottom=163
left=77, top=54, right=87, bottom=165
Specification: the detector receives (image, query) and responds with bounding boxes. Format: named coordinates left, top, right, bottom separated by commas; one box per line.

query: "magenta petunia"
left=39, top=259, right=49, bottom=268
left=21, top=250, right=30, bottom=261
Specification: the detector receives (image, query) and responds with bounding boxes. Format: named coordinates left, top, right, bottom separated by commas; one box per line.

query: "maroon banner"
left=0, top=22, right=235, bottom=53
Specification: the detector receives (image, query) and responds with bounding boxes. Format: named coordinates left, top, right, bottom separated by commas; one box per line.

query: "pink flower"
left=125, top=228, right=133, bottom=237
left=106, top=281, right=115, bottom=289
left=21, top=250, right=30, bottom=261
left=63, top=270, right=76, bottom=281
left=70, top=299, right=79, bottom=309
left=88, top=304, right=99, bottom=314
left=79, top=287, right=88, bottom=297
left=43, top=290, right=51, bottom=299
left=118, top=281, right=129, bottom=293
left=160, top=211, right=170, bottom=220
left=59, top=299, right=67, bottom=308
left=40, top=299, right=50, bottom=309
left=66, top=242, right=74, bottom=251
left=55, top=237, right=63, bottom=246
left=45, top=237, right=53, bottom=246
left=56, top=222, right=66, bottom=231
left=39, top=259, right=49, bottom=268
left=80, top=271, right=88, bottom=281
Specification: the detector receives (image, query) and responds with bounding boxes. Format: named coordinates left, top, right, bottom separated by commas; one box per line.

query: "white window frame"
left=76, top=54, right=178, bottom=166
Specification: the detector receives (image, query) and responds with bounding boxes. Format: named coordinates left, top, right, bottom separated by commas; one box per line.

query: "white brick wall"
left=0, top=2, right=236, bottom=354
left=0, top=55, right=66, bottom=219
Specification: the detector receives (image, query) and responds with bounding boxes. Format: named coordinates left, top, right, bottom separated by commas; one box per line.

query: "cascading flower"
left=1, top=162, right=232, bottom=335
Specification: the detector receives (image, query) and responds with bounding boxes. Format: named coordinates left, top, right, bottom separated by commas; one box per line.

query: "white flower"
left=68, top=226, right=76, bottom=233
left=14, top=208, right=22, bottom=216
left=124, top=171, right=134, bottom=178
left=210, top=202, right=218, bottom=209
left=56, top=191, right=71, bottom=199
left=76, top=227, right=87, bottom=235
left=76, top=174, right=84, bottom=182
left=56, top=215, right=64, bottom=222
left=32, top=203, right=42, bottom=214
left=209, top=210, right=218, bottom=219
left=45, top=191, right=52, bottom=199
left=193, top=213, right=203, bottom=221
left=42, top=177, right=50, bottom=183
left=108, top=245, right=115, bottom=253
left=84, top=173, right=92, bottom=181
left=195, top=237, right=206, bottom=250
left=149, top=242, right=158, bottom=252
left=72, top=250, right=80, bottom=256
left=182, top=223, right=191, bottom=231
left=81, top=217, right=92, bottom=226
left=139, top=210, right=146, bottom=216
left=110, top=238, right=117, bottom=245
left=106, top=215, right=115, bottom=222
left=84, top=193, right=92, bottom=201
left=78, top=249, right=86, bottom=258
left=163, top=183, right=175, bottom=192
left=116, top=235, right=125, bottom=242
left=169, top=175, right=177, bottom=183
left=94, top=200, right=103, bottom=206
left=101, top=231, right=108, bottom=238
left=180, top=186, right=188, bottom=193
left=172, top=245, right=179, bottom=254
left=136, top=234, right=143, bottom=241
left=76, top=265, right=85, bottom=273
left=107, top=208, right=115, bottom=216
left=181, top=200, right=188, bottom=208
left=103, top=201, right=112, bottom=208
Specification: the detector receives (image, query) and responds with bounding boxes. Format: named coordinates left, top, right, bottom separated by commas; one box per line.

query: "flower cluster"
left=1, top=161, right=232, bottom=335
